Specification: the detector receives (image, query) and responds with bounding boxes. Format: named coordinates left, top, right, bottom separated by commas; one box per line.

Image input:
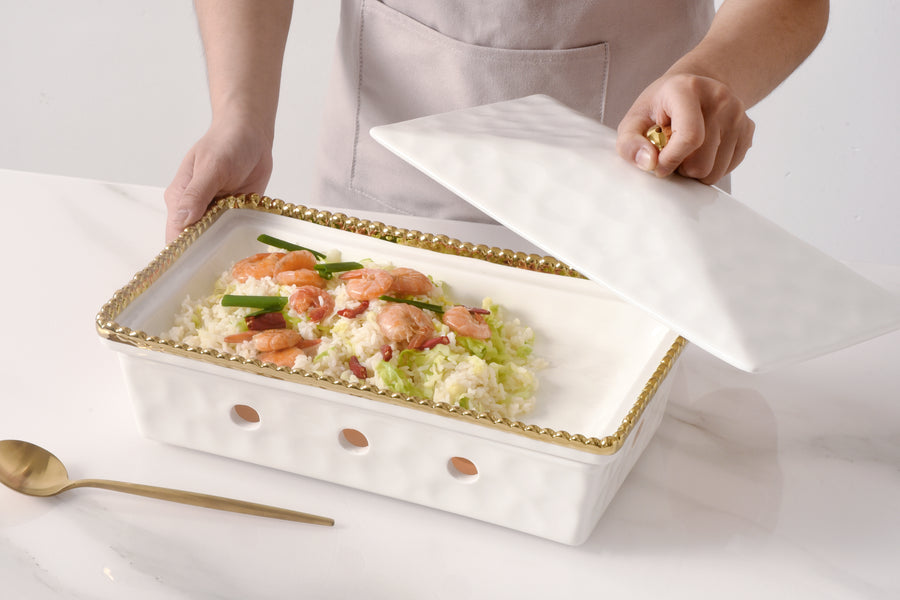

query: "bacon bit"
left=348, top=355, right=368, bottom=379
left=467, top=307, right=491, bottom=315
left=224, top=331, right=256, bottom=344
left=380, top=344, right=393, bottom=361
left=417, top=335, right=450, bottom=350
left=337, top=301, right=369, bottom=318
left=246, top=311, right=286, bottom=330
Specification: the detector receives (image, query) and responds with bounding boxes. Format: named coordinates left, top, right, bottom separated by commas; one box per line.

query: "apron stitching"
left=349, top=0, right=367, bottom=191
left=599, top=41, right=610, bottom=124
left=373, top=1, right=610, bottom=62
left=348, top=0, right=415, bottom=215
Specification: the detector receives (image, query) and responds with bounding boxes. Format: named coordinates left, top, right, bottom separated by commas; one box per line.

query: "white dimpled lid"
left=371, top=95, right=900, bottom=372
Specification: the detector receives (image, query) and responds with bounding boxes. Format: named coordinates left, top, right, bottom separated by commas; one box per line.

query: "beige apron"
left=313, top=0, right=715, bottom=222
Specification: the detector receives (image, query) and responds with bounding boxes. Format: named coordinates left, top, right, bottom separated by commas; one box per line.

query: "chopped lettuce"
left=375, top=361, right=421, bottom=397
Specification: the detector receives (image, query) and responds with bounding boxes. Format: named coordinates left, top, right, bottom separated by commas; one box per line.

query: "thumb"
left=616, top=114, right=660, bottom=173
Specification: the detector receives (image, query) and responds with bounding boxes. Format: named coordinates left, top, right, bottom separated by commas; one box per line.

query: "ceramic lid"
left=371, top=95, right=900, bottom=372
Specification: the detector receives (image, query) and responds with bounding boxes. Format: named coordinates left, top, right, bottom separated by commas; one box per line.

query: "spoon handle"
left=68, top=478, right=334, bottom=526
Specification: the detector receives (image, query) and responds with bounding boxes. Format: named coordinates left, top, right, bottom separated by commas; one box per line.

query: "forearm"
left=668, top=0, right=829, bottom=107
left=194, top=0, right=294, bottom=135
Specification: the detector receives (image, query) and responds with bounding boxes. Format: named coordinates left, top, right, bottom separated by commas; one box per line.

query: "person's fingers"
left=655, top=92, right=705, bottom=178
left=679, top=109, right=755, bottom=185
left=676, top=119, right=724, bottom=182
left=724, top=116, right=755, bottom=177
left=164, top=154, right=196, bottom=243
left=164, top=154, right=225, bottom=243
left=678, top=128, right=727, bottom=183
left=616, top=112, right=660, bottom=173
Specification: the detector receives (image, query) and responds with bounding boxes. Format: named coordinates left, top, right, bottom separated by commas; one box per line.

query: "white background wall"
left=2, top=1, right=897, bottom=264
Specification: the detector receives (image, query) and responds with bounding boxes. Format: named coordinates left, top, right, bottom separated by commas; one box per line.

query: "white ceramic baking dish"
left=97, top=196, right=683, bottom=545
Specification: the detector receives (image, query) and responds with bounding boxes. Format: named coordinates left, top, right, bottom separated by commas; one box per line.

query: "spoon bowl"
left=0, top=440, right=71, bottom=496
left=0, top=440, right=333, bottom=526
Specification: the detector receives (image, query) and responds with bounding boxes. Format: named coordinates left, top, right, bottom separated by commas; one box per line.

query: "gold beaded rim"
left=96, top=195, right=685, bottom=456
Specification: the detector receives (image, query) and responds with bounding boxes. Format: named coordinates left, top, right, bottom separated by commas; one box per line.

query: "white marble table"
left=1, top=168, right=898, bottom=599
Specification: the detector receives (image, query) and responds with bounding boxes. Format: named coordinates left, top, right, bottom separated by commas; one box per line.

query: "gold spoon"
left=0, top=440, right=333, bottom=526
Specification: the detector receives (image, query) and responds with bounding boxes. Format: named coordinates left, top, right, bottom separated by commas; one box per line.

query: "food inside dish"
left=166, top=235, right=545, bottom=419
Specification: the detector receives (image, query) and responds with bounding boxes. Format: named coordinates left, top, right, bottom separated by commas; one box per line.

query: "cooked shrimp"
left=442, top=305, right=491, bottom=340
left=253, top=328, right=302, bottom=352
left=223, top=331, right=256, bottom=344
left=389, top=267, right=433, bottom=296
left=295, top=337, right=322, bottom=350
left=232, top=252, right=285, bottom=282
left=274, top=268, right=326, bottom=288
left=274, top=250, right=317, bottom=273
left=289, top=286, right=335, bottom=322
left=339, top=268, right=394, bottom=301
left=377, top=302, right=434, bottom=348
left=259, top=347, right=303, bottom=368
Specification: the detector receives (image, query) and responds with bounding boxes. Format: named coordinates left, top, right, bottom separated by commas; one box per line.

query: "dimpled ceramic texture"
left=99, top=203, right=683, bottom=545
left=371, top=95, right=900, bottom=372
left=113, top=345, right=674, bottom=545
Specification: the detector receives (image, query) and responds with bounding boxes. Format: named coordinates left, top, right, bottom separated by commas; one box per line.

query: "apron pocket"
left=350, top=0, right=610, bottom=217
